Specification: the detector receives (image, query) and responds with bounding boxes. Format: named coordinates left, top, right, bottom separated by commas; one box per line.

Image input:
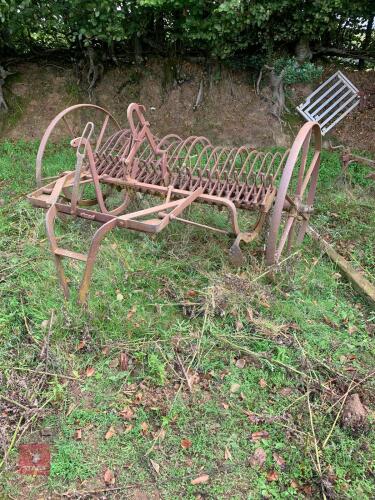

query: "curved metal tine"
left=157, top=134, right=182, bottom=151
left=296, top=128, right=312, bottom=195
left=204, top=149, right=224, bottom=185
left=245, top=151, right=263, bottom=183
left=172, top=137, right=210, bottom=171
left=194, top=145, right=215, bottom=176
left=99, top=129, right=125, bottom=156
left=210, top=149, right=231, bottom=193
left=95, top=114, right=110, bottom=152
left=264, top=151, right=283, bottom=180
left=242, top=152, right=264, bottom=203
left=252, top=153, right=274, bottom=204
left=257, top=152, right=274, bottom=179
left=272, top=149, right=290, bottom=181
left=169, top=137, right=198, bottom=170
left=226, top=145, right=252, bottom=181
left=109, top=130, right=132, bottom=158
left=216, top=148, right=238, bottom=195
left=237, top=149, right=258, bottom=184
left=172, top=137, right=202, bottom=171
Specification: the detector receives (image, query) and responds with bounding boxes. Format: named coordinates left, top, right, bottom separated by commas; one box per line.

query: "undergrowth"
left=0, top=140, right=374, bottom=499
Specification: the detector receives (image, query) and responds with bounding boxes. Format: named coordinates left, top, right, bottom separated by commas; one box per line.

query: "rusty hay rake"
left=28, top=103, right=321, bottom=303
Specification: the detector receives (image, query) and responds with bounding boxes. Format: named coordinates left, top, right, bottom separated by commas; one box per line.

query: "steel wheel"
left=36, top=104, right=121, bottom=187
left=265, top=122, right=321, bottom=265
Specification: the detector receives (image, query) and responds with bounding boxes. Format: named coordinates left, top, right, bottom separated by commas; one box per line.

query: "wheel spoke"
left=276, top=215, right=295, bottom=260
left=301, top=151, right=320, bottom=199
left=95, top=114, right=110, bottom=152
left=62, top=116, right=76, bottom=138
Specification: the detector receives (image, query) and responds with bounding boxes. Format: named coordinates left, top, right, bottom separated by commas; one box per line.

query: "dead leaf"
left=273, top=452, right=286, bottom=470
left=251, top=430, right=269, bottom=441
left=103, top=468, right=115, bottom=485
left=140, top=421, right=148, bottom=435
left=290, top=480, right=299, bottom=489
left=279, top=387, right=292, bottom=396
left=119, top=352, right=129, bottom=371
left=124, top=424, right=133, bottom=433
left=134, top=392, right=143, bottom=404
left=266, top=470, right=279, bottom=482
left=246, top=308, right=254, bottom=321
left=127, top=305, right=137, bottom=319
left=236, top=320, right=244, bottom=331
left=224, top=446, right=232, bottom=461
left=181, top=438, right=192, bottom=449
left=76, top=340, right=86, bottom=350
left=259, top=378, right=267, bottom=388
left=221, top=402, right=229, bottom=410
left=230, top=383, right=240, bottom=393
left=105, top=426, right=116, bottom=440
left=102, top=346, right=109, bottom=356
left=40, top=319, right=49, bottom=330
left=85, top=367, right=95, bottom=378
left=116, top=292, right=124, bottom=302
left=249, top=447, right=266, bottom=467
left=186, top=290, right=197, bottom=297
left=150, top=459, right=160, bottom=474
left=119, top=407, right=134, bottom=420
left=75, top=429, right=82, bottom=441
left=109, top=358, right=119, bottom=369
left=235, top=358, right=246, bottom=369
left=191, top=474, right=209, bottom=485
left=302, top=484, right=313, bottom=495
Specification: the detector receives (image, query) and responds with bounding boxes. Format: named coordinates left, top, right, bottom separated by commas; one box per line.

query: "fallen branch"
left=40, top=310, right=54, bottom=362
left=307, top=392, right=327, bottom=500
left=0, top=416, right=23, bottom=470
left=218, top=337, right=331, bottom=390
left=0, top=65, right=14, bottom=112
left=20, top=297, right=41, bottom=346
left=328, top=370, right=375, bottom=413
left=307, top=226, right=375, bottom=308
left=322, top=380, right=354, bottom=449
left=0, top=366, right=81, bottom=381
left=175, top=351, right=193, bottom=393
left=0, top=394, right=29, bottom=411
left=61, top=483, right=153, bottom=498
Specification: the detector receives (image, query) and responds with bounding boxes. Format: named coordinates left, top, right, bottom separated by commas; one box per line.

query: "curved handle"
left=127, top=103, right=148, bottom=137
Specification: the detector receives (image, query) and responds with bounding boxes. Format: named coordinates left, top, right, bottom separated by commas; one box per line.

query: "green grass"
left=0, top=140, right=374, bottom=498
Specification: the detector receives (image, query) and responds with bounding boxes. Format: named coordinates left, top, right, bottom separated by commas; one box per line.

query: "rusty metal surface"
left=28, top=103, right=322, bottom=303
left=329, top=143, right=375, bottom=180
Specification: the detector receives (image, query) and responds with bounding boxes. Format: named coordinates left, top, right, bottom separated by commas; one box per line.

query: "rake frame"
left=28, top=103, right=321, bottom=303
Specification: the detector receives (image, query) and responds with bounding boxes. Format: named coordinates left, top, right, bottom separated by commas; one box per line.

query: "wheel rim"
left=265, top=122, right=321, bottom=265
left=36, top=104, right=121, bottom=187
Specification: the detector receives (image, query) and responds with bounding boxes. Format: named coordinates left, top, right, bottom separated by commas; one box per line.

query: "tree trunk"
left=0, top=66, right=13, bottom=112
left=358, top=15, right=374, bottom=70
left=295, top=37, right=312, bottom=64
left=269, top=68, right=285, bottom=119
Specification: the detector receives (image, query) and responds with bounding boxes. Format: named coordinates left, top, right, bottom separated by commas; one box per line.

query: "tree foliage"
left=0, top=0, right=373, bottom=64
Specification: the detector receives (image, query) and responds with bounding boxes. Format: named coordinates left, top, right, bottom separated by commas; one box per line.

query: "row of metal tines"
left=94, top=128, right=289, bottom=207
